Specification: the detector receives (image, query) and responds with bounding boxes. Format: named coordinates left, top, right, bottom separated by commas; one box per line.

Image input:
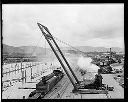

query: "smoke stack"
left=110, top=48, right=111, bottom=64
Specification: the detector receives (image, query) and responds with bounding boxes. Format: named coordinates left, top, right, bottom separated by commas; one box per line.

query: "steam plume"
left=77, top=56, right=100, bottom=80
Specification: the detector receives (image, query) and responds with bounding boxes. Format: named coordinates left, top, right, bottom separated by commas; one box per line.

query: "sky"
left=2, top=4, right=124, bottom=48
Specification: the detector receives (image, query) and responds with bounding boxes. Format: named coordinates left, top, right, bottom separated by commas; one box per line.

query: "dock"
left=2, top=58, right=124, bottom=99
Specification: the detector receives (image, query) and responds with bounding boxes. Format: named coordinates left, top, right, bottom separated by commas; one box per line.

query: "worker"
left=23, top=96, right=25, bottom=99
left=42, top=76, right=46, bottom=84
left=94, top=69, right=103, bottom=89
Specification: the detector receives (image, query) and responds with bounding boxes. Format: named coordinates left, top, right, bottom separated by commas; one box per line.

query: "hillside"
left=2, top=44, right=124, bottom=57
left=76, top=46, right=124, bottom=52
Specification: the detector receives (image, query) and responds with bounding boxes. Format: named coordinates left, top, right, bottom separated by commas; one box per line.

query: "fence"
left=2, top=61, right=53, bottom=91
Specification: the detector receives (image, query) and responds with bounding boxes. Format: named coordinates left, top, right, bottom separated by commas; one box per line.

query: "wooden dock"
left=2, top=70, right=124, bottom=99
left=2, top=57, right=124, bottom=99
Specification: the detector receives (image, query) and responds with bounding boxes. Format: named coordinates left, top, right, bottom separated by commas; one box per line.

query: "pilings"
left=2, top=62, right=52, bottom=91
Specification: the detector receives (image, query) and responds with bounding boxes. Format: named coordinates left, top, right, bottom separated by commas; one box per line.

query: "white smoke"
left=77, top=56, right=100, bottom=81
left=77, top=56, right=99, bottom=73
left=77, top=56, right=92, bottom=71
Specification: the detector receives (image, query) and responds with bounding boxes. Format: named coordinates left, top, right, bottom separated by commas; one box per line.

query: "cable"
left=29, top=35, right=43, bottom=58
left=45, top=38, right=46, bottom=55
left=52, top=36, right=86, bottom=54
left=19, top=35, right=43, bottom=62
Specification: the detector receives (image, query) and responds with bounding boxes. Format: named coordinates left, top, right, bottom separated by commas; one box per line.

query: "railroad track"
left=54, top=80, right=70, bottom=99
left=43, top=77, right=69, bottom=99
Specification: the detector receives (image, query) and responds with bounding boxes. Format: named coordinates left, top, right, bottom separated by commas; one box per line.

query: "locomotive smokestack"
left=110, top=48, right=111, bottom=54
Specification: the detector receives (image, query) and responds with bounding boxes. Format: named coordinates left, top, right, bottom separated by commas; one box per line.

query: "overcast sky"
left=2, top=4, right=124, bottom=48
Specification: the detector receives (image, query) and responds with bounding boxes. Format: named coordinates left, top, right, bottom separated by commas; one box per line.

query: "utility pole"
left=110, top=48, right=111, bottom=64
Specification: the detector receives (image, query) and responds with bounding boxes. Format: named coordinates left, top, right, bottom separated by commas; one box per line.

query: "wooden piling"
left=9, top=65, right=11, bottom=80
left=15, top=63, right=16, bottom=75
left=18, top=64, right=19, bottom=73
left=25, top=69, right=26, bottom=83
left=21, top=63, right=24, bottom=85
left=30, top=63, right=32, bottom=81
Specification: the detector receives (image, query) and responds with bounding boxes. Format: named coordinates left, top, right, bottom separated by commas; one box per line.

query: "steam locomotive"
left=28, top=68, right=64, bottom=99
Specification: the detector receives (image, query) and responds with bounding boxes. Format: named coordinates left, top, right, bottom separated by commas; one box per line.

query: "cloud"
left=83, top=37, right=124, bottom=48
left=69, top=4, right=123, bottom=40
left=2, top=4, right=124, bottom=48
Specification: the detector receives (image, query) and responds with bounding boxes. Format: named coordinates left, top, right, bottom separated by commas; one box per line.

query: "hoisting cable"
left=37, top=23, right=80, bottom=84
left=44, top=37, right=47, bottom=56
left=20, top=35, right=43, bottom=63
left=30, top=35, right=43, bottom=58
left=50, top=35, right=80, bottom=84
left=52, top=36, right=86, bottom=54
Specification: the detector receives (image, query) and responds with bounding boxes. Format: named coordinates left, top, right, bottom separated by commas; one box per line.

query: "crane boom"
left=37, top=23, right=113, bottom=94
left=37, top=23, right=78, bottom=89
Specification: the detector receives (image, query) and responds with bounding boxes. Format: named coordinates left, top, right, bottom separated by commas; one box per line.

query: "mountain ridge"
left=2, top=44, right=124, bottom=56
